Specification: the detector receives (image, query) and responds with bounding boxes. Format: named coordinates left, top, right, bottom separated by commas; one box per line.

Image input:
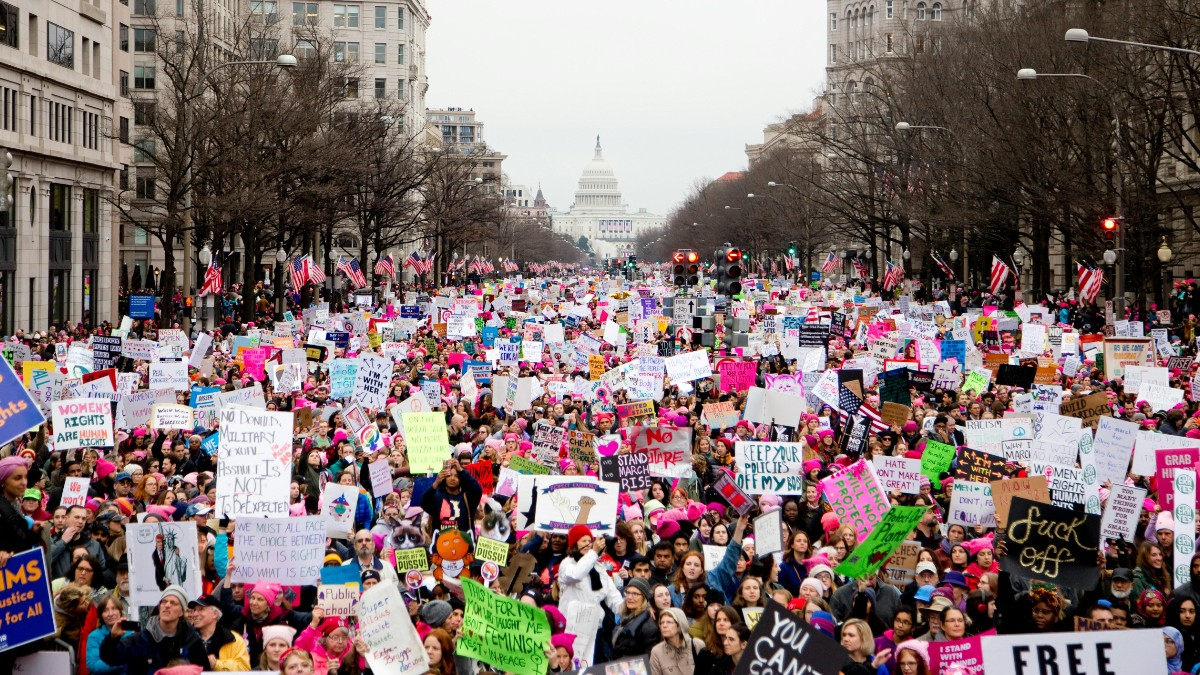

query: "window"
left=295, top=39, right=316, bottom=59
left=374, top=42, right=385, bottom=63
left=0, top=1, right=17, bottom=50
left=135, top=168, right=155, bottom=199
left=47, top=22, right=73, bottom=69
left=175, top=0, right=182, bottom=15
left=119, top=116, right=129, bottom=143
left=133, top=226, right=147, bottom=244
left=343, top=78, right=358, bottom=99
left=374, top=78, right=385, bottom=98
left=133, top=139, right=154, bottom=162
left=47, top=101, right=73, bottom=143
left=119, top=24, right=129, bottom=51
left=120, top=70, right=129, bottom=96
left=830, top=13, right=837, bottom=29
left=374, top=5, right=385, bottom=28
left=292, top=2, right=317, bottom=25
left=134, top=27, right=155, bottom=52
left=250, top=0, right=278, bottom=23
left=133, top=101, right=154, bottom=125
left=885, top=33, right=894, bottom=52
left=48, top=270, right=67, bottom=325
left=134, top=0, right=155, bottom=15
left=829, top=44, right=836, bottom=63
left=916, top=2, right=926, bottom=19
left=249, top=38, right=277, bottom=59
left=397, top=6, right=404, bottom=29
left=134, top=64, right=155, bottom=89
left=397, top=79, right=405, bottom=100
left=82, top=189, right=98, bottom=233
left=49, top=183, right=70, bottom=230
left=886, top=0, right=893, bottom=17
left=333, top=4, right=358, bottom=27
left=931, top=2, right=942, bottom=19
left=849, top=80, right=858, bottom=104
left=81, top=110, right=99, bottom=150
left=397, top=43, right=404, bottom=64
left=334, top=41, right=358, bottom=62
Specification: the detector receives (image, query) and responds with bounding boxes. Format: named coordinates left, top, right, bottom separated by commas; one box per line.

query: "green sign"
left=921, top=440, right=956, bottom=489
left=393, top=547, right=429, bottom=573
left=474, top=536, right=509, bottom=566
left=508, top=455, right=550, bottom=475
left=836, top=505, right=928, bottom=579
left=962, top=370, right=990, bottom=396
left=458, top=578, right=550, bottom=675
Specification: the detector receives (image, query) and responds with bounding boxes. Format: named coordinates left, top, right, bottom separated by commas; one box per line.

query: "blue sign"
left=319, top=564, right=361, bottom=589
left=0, top=548, right=56, bottom=651
left=326, top=331, right=351, bottom=348
left=129, top=294, right=156, bottom=319
left=464, top=361, right=492, bottom=385
left=811, top=272, right=821, bottom=281
left=481, top=326, right=499, bottom=348
left=400, top=305, right=421, bottom=319
left=189, top=385, right=220, bottom=409
left=201, top=432, right=219, bottom=456
left=940, top=339, right=967, bottom=365
left=0, top=357, right=46, bottom=448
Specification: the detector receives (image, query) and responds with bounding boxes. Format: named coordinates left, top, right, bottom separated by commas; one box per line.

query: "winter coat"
left=558, top=550, right=624, bottom=615
left=649, top=636, right=703, bottom=675
left=99, top=617, right=209, bottom=675
left=85, top=625, right=126, bottom=675
left=612, top=609, right=660, bottom=659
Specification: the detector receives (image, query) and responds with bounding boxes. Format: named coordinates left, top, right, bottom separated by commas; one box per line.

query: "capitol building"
left=549, top=137, right=666, bottom=260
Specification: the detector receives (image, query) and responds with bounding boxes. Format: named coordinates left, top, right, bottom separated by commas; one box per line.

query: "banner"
left=51, top=398, right=113, bottom=449
left=0, top=358, right=45, bottom=447
left=126, top=521, right=201, bottom=608
left=0, top=548, right=56, bottom=651
left=980, top=629, right=1166, bottom=675
left=402, top=412, right=450, bottom=474
left=631, top=425, right=693, bottom=478
left=228, top=516, right=325, bottom=585
left=523, top=476, right=619, bottom=534
left=459, top=578, right=551, bottom=675
left=820, top=459, right=891, bottom=542
left=734, top=441, right=806, bottom=494
left=1000, top=497, right=1100, bottom=588
left=358, top=582, right=431, bottom=675
left=215, top=406, right=292, bottom=518
left=732, top=601, right=847, bottom=675
left=836, top=505, right=927, bottom=579
left=1176, top=469, right=1196, bottom=589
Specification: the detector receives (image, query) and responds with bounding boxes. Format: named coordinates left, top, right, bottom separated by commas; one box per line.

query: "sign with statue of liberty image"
left=127, top=520, right=201, bottom=607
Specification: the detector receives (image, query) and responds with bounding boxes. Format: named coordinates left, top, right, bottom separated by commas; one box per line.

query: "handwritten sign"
left=403, top=412, right=450, bottom=475
left=459, top=578, right=550, bottom=675
left=151, top=403, right=194, bottom=430
left=230, top=516, right=325, bottom=584
left=1000, top=497, right=1100, bottom=588
left=632, top=425, right=693, bottom=479
left=358, top=582, right=431, bottom=675
left=734, top=442, right=806, bottom=494
left=836, top=506, right=928, bottom=579
left=820, top=459, right=891, bottom=541
left=872, top=456, right=922, bottom=494
left=215, top=406, right=292, bottom=518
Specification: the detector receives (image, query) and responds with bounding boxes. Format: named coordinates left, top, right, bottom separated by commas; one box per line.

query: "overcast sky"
left=425, top=0, right=827, bottom=217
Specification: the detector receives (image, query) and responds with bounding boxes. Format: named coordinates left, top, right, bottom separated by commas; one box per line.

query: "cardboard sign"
left=1099, top=483, right=1147, bottom=543
left=358, top=582, right=431, bottom=675
left=990, top=476, right=1050, bottom=529
left=1000, top=497, right=1100, bottom=588
left=882, top=540, right=921, bottom=590
left=732, top=601, right=848, bottom=675
left=215, top=406, right=293, bottom=518
left=318, top=584, right=360, bottom=617
left=1059, top=392, right=1109, bottom=428
left=632, top=425, right=692, bottom=478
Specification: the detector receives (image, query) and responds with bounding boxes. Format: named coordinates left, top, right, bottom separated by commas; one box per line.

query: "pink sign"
left=718, top=361, right=756, bottom=393
left=1156, top=447, right=1200, bottom=511
left=819, top=459, right=890, bottom=542
left=243, top=347, right=267, bottom=382
left=927, top=632, right=991, bottom=675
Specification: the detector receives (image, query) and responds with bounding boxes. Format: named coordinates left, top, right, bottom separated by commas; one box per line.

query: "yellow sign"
left=588, top=355, right=606, bottom=380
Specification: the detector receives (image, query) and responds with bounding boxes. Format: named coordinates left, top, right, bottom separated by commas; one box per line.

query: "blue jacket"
left=778, top=558, right=808, bottom=597
left=670, top=539, right=743, bottom=607
left=86, top=625, right=126, bottom=675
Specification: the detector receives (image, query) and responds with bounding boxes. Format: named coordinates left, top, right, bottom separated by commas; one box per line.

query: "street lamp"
left=895, top=121, right=955, bottom=135
left=949, top=248, right=958, bottom=261
left=1158, top=237, right=1174, bottom=264
left=1159, top=236, right=1174, bottom=308
left=1013, top=247, right=1026, bottom=266
left=1065, top=28, right=1200, bottom=57
left=1103, top=249, right=1118, bottom=265
left=902, top=249, right=911, bottom=260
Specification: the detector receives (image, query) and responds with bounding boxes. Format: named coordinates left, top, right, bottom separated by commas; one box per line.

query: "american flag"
left=404, top=251, right=422, bottom=271
left=784, top=257, right=795, bottom=271
left=989, top=256, right=1011, bottom=296
left=1078, top=262, right=1104, bottom=304
left=373, top=254, right=395, bottom=278
left=199, top=258, right=222, bottom=296
left=930, top=251, right=955, bottom=280
left=418, top=251, right=436, bottom=276
left=290, top=256, right=309, bottom=290
left=821, top=251, right=839, bottom=274
left=851, top=258, right=870, bottom=279
left=307, top=256, right=326, bottom=283
left=882, top=260, right=904, bottom=291
left=770, top=260, right=779, bottom=276
left=837, top=404, right=889, bottom=434
left=336, top=256, right=368, bottom=289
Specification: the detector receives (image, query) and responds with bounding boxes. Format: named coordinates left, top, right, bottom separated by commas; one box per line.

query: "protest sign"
left=352, top=353, right=392, bottom=410
left=322, top=483, right=360, bottom=537
left=0, top=548, right=56, bottom=650
left=872, top=456, right=922, bottom=494
left=567, top=430, right=597, bottom=465
left=330, top=359, right=358, bottom=399
left=731, top=601, right=848, bottom=675
left=734, top=441, right=806, bottom=494
left=921, top=439, right=957, bottom=488
left=475, top=536, right=510, bottom=566
left=1000, top=497, right=1100, bottom=588
left=459, top=578, right=551, bottom=675
left=215, top=382, right=266, bottom=410
left=531, top=423, right=567, bottom=467
left=151, top=403, right=194, bottom=430
left=369, top=459, right=394, bottom=498
left=882, top=540, right=921, bottom=590
left=753, top=510, right=783, bottom=556
left=91, top=335, right=122, bottom=370
left=127, top=521, right=201, bottom=607
left=928, top=633, right=988, bottom=675
left=1155, top=448, right=1199, bottom=512
left=820, top=459, right=891, bottom=542
left=393, top=547, right=429, bottom=574
left=949, top=480, right=996, bottom=528
left=836, top=505, right=928, bottom=579
left=1100, top=483, right=1147, bottom=543
left=665, top=349, right=712, bottom=383
left=1176, top=469, right=1196, bottom=589
left=358, top=582, right=431, bottom=675
left=632, top=425, right=693, bottom=478
left=464, top=460, right=495, bottom=496
left=402, top=412, right=450, bottom=474
left=524, top=476, right=619, bottom=534
left=714, top=470, right=755, bottom=515
left=956, top=447, right=1006, bottom=484
left=52, top=398, right=113, bottom=449
left=317, top=584, right=359, bottom=618
left=980, top=629, right=1166, bottom=675
left=149, top=360, right=189, bottom=391
left=742, top=386, right=805, bottom=427
left=215, top=406, right=292, bottom=518
left=0, top=358, right=45, bottom=447
left=599, top=453, right=652, bottom=493
left=228, top=516, right=325, bottom=585
left=118, top=388, right=176, bottom=429
left=1059, top=392, right=1109, bottom=428
left=701, top=401, right=740, bottom=429
left=1133, top=431, right=1200, bottom=477
left=718, top=361, right=756, bottom=392
left=588, top=355, right=605, bottom=380
left=60, top=477, right=91, bottom=507
left=989, top=476, right=1050, bottom=529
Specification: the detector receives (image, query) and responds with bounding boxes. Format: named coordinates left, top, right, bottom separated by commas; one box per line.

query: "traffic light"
left=686, top=250, right=699, bottom=286
left=787, top=241, right=797, bottom=257
left=672, top=250, right=687, bottom=286
left=714, top=244, right=743, bottom=296
left=1101, top=217, right=1120, bottom=249
left=0, top=149, right=11, bottom=213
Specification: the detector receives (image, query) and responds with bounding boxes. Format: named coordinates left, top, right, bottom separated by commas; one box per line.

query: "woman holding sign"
left=0, top=456, right=41, bottom=567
